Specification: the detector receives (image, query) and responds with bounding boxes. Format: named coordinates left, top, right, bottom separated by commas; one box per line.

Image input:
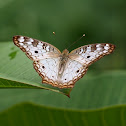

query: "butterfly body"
left=13, top=35, right=115, bottom=88
left=58, top=49, right=69, bottom=75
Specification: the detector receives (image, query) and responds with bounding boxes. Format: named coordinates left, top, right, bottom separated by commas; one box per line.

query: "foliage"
left=0, top=0, right=126, bottom=125
left=1, top=102, right=126, bottom=126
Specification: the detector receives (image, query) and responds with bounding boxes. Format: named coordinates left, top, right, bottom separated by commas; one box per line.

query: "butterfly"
left=13, top=35, right=115, bottom=88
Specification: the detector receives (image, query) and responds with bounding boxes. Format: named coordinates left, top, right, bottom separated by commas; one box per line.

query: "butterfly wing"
left=58, top=58, right=88, bottom=88
left=58, top=43, right=115, bottom=88
left=69, top=43, right=115, bottom=66
left=13, top=35, right=61, bottom=86
left=33, top=58, right=60, bottom=87
left=13, top=35, right=61, bottom=61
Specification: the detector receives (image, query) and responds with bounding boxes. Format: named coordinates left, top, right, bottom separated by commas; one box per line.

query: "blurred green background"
left=0, top=0, right=126, bottom=125
left=0, top=0, right=124, bottom=70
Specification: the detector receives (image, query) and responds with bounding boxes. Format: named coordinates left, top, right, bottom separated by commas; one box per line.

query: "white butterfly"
left=13, top=35, right=115, bottom=88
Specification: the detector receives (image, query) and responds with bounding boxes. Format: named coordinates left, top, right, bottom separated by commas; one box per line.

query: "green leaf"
left=0, top=102, right=126, bottom=126
left=0, top=41, right=126, bottom=125
left=0, top=42, right=71, bottom=96
left=0, top=68, right=126, bottom=111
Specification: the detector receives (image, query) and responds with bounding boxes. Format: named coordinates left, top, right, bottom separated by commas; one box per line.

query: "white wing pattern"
left=69, top=43, right=115, bottom=66
left=13, top=35, right=61, bottom=61
left=58, top=58, right=88, bottom=88
left=13, top=35, right=115, bottom=88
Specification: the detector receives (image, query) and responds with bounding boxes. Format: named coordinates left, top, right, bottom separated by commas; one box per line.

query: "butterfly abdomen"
left=58, top=56, right=68, bottom=75
left=58, top=49, right=69, bottom=75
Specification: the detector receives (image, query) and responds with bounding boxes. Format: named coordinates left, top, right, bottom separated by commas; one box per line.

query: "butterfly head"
left=62, top=49, right=69, bottom=56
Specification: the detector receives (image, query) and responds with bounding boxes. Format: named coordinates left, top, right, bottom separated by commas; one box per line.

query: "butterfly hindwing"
left=33, top=58, right=88, bottom=88
left=60, top=58, right=88, bottom=88
left=33, top=58, right=60, bottom=86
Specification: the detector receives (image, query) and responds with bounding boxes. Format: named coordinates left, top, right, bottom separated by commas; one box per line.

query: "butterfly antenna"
left=67, top=34, right=86, bottom=50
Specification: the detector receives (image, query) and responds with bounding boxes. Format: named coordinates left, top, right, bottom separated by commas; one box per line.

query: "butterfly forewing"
left=69, top=43, right=115, bottom=66
left=13, top=35, right=61, bottom=61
